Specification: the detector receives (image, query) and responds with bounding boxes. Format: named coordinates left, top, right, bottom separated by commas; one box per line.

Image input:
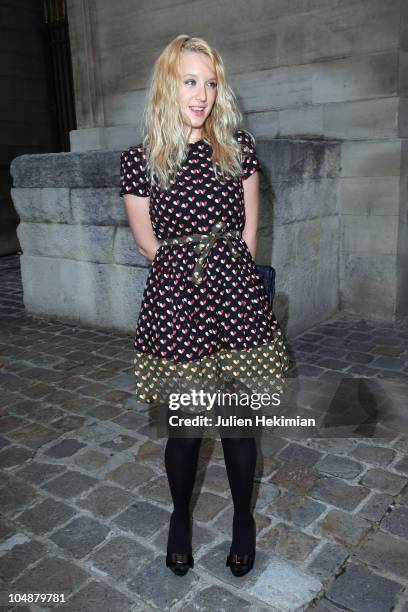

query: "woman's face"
left=178, top=50, right=217, bottom=139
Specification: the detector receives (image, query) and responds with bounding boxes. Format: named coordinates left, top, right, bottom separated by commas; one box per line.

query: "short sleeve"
left=119, top=145, right=151, bottom=198
left=237, top=130, right=260, bottom=180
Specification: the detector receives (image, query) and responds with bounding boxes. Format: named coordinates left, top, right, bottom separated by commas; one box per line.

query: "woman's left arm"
left=242, top=170, right=260, bottom=260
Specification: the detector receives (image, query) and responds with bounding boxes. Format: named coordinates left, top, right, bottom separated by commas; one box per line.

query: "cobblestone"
left=0, top=539, right=46, bottom=582
left=309, top=476, right=370, bottom=510
left=317, top=509, right=371, bottom=547
left=258, top=522, right=319, bottom=562
left=360, top=468, right=407, bottom=495
left=265, top=493, right=326, bottom=527
left=316, top=454, right=364, bottom=479
left=50, top=515, right=110, bottom=558
left=16, top=498, right=76, bottom=535
left=1, top=256, right=408, bottom=610
left=381, top=505, right=408, bottom=539
left=358, top=492, right=394, bottom=521
left=58, top=580, right=133, bottom=612
left=88, top=534, right=155, bottom=580
left=42, top=470, right=99, bottom=499
left=355, top=530, right=408, bottom=579
left=326, top=562, right=403, bottom=611
left=306, top=541, right=348, bottom=582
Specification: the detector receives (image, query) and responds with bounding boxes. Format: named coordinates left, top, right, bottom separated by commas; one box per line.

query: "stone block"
left=326, top=562, right=402, bottom=611
left=356, top=530, right=408, bottom=579
left=278, top=104, right=324, bottom=138
left=310, top=476, right=369, bottom=510
left=359, top=492, right=394, bottom=521
left=312, top=51, right=398, bottom=104
left=270, top=462, right=319, bottom=495
left=307, top=541, right=348, bottom=582
left=100, top=434, right=138, bottom=452
left=137, top=476, right=172, bottom=506
left=341, top=140, right=402, bottom=178
left=258, top=522, right=319, bottom=562
left=1, top=478, right=38, bottom=515
left=183, top=585, right=252, bottom=611
left=50, top=516, right=110, bottom=558
left=88, top=535, right=155, bottom=581
left=341, top=215, right=398, bottom=255
left=351, top=444, right=396, bottom=466
left=248, top=553, right=322, bottom=610
left=360, top=468, right=406, bottom=494
left=70, top=187, right=128, bottom=226
left=113, top=501, right=170, bottom=538
left=19, top=255, right=148, bottom=333
left=16, top=498, right=76, bottom=535
left=272, top=179, right=339, bottom=226
left=323, top=97, right=399, bottom=139
left=44, top=438, right=86, bottom=458
left=231, top=63, right=312, bottom=113
left=266, top=493, right=326, bottom=527
left=17, top=222, right=116, bottom=263
left=316, top=454, right=363, bottom=479
left=77, top=485, right=135, bottom=518
left=127, top=556, right=198, bottom=610
left=60, top=581, right=133, bottom=612
left=0, top=539, right=46, bottom=582
left=340, top=176, right=400, bottom=216
left=106, top=461, right=155, bottom=489
left=11, top=187, right=72, bottom=223
left=12, top=556, right=89, bottom=594
left=244, top=110, right=280, bottom=138
left=10, top=150, right=122, bottom=189
left=73, top=449, right=109, bottom=471
left=0, top=445, right=33, bottom=468
left=340, top=253, right=397, bottom=318
left=8, top=422, right=59, bottom=449
left=43, top=470, right=99, bottom=499
left=254, top=482, right=280, bottom=510
left=381, top=505, right=408, bottom=539
left=318, top=509, right=371, bottom=547
left=278, top=442, right=322, bottom=466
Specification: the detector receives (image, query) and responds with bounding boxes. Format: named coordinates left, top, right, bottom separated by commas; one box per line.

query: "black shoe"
left=166, top=551, right=194, bottom=576
left=226, top=551, right=255, bottom=577
left=227, top=513, right=256, bottom=577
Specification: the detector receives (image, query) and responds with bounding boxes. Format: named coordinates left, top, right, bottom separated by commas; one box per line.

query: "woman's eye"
left=184, top=80, right=217, bottom=88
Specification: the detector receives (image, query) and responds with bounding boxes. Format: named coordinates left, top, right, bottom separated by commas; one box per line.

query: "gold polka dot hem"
left=133, top=330, right=290, bottom=411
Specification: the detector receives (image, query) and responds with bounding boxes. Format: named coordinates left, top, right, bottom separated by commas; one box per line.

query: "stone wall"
left=10, top=139, right=341, bottom=337
left=64, top=0, right=407, bottom=322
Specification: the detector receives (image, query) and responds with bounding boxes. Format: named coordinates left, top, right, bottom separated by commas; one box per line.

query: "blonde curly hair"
left=142, top=34, right=249, bottom=190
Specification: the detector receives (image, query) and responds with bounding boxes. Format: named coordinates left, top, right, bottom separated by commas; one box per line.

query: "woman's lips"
left=189, top=106, right=205, bottom=116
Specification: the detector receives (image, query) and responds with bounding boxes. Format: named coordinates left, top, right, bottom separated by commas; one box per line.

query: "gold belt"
left=159, top=220, right=242, bottom=285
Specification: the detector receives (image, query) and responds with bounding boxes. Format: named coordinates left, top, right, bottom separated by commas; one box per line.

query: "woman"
left=120, top=34, right=290, bottom=577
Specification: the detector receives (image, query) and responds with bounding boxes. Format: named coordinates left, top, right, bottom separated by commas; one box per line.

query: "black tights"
left=164, top=434, right=257, bottom=554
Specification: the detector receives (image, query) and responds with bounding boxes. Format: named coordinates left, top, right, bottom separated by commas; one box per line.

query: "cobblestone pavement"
left=0, top=253, right=407, bottom=612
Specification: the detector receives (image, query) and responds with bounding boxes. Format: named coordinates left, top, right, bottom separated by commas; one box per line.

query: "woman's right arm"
left=123, top=194, right=160, bottom=263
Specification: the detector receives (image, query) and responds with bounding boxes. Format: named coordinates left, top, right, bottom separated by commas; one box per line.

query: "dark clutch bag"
left=256, top=265, right=276, bottom=307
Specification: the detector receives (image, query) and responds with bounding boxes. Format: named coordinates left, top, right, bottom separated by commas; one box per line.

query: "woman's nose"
left=195, top=84, right=207, bottom=101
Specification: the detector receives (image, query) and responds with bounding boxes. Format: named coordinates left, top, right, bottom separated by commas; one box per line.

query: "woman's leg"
left=221, top=436, right=257, bottom=553
left=165, top=431, right=202, bottom=553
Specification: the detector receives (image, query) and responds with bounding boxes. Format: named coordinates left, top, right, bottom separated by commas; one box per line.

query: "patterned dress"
left=120, top=129, right=290, bottom=410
